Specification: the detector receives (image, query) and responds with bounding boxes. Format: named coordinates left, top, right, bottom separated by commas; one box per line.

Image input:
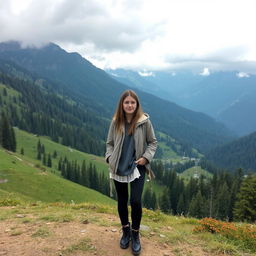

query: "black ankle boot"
left=131, top=229, right=141, bottom=255
left=120, top=223, right=131, bottom=249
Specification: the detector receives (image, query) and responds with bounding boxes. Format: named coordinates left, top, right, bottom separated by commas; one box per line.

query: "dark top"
left=116, top=122, right=136, bottom=176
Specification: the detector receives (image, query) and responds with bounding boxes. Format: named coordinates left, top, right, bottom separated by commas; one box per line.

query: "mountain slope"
left=108, top=69, right=256, bottom=135
left=0, top=147, right=114, bottom=205
left=107, top=68, right=205, bottom=104
left=0, top=64, right=108, bottom=155
left=206, top=131, right=256, bottom=172
left=0, top=41, right=234, bottom=153
left=0, top=76, right=189, bottom=159
left=217, top=88, right=256, bottom=135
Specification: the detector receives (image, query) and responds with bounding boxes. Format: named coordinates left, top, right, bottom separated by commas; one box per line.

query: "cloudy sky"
left=1, top=0, right=256, bottom=73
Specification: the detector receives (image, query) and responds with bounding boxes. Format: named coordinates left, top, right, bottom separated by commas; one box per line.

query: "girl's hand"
left=135, top=157, right=148, bottom=166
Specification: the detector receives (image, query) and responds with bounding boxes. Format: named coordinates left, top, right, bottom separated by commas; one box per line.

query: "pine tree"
left=233, top=175, right=256, bottom=222
left=73, top=161, right=80, bottom=183
left=81, top=160, right=89, bottom=186
left=42, top=153, right=46, bottom=166
left=229, top=175, right=242, bottom=221
left=66, top=161, right=71, bottom=180
left=9, top=126, right=16, bottom=152
left=88, top=162, right=93, bottom=188
left=53, top=150, right=57, bottom=158
left=47, top=154, right=52, bottom=167
left=159, top=188, right=171, bottom=213
left=189, top=191, right=207, bottom=219
left=20, top=147, right=24, bottom=155
left=92, top=164, right=99, bottom=190
left=215, top=182, right=230, bottom=220
left=41, top=144, right=45, bottom=154
left=177, top=193, right=186, bottom=215
left=37, top=151, right=41, bottom=160
left=60, top=159, right=67, bottom=179
left=143, top=187, right=152, bottom=209
left=0, top=112, right=16, bottom=152
left=3, top=88, right=7, bottom=96
left=151, top=191, right=157, bottom=210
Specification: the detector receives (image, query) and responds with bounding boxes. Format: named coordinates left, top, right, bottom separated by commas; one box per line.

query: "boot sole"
left=132, top=249, right=141, bottom=255
left=120, top=243, right=129, bottom=249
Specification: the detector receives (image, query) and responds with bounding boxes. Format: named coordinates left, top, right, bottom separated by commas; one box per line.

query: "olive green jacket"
left=105, top=113, right=157, bottom=179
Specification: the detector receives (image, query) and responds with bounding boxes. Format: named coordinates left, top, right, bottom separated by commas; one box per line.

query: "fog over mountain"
left=1, top=0, right=256, bottom=72
left=107, top=68, right=256, bottom=136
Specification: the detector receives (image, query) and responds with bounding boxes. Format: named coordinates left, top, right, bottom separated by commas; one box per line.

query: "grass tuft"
left=32, top=227, right=51, bottom=238
left=62, top=238, right=96, bottom=255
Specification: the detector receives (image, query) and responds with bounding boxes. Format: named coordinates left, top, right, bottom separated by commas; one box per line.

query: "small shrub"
left=194, top=218, right=256, bottom=252
left=0, top=198, right=22, bottom=206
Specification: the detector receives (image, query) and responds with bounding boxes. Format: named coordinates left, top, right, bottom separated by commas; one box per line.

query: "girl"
left=105, top=90, right=157, bottom=255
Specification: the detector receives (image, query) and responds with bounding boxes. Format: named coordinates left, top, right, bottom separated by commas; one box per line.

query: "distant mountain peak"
left=0, top=40, right=62, bottom=52
left=0, top=40, right=22, bottom=51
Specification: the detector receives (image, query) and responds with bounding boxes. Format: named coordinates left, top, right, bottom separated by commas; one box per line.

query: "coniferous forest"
left=0, top=71, right=106, bottom=155
left=149, top=160, right=256, bottom=223
left=206, top=132, right=256, bottom=171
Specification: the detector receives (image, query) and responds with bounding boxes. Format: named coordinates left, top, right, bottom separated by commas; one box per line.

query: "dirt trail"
left=0, top=212, right=209, bottom=256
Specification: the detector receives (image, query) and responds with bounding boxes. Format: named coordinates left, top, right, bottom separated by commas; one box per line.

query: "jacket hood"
left=136, top=113, right=149, bottom=125
left=112, top=113, right=149, bottom=124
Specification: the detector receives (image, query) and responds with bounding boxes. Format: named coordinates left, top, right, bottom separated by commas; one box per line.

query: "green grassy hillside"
left=0, top=148, right=114, bottom=205
left=15, top=128, right=108, bottom=174
left=15, top=128, right=165, bottom=197
left=1, top=128, right=165, bottom=204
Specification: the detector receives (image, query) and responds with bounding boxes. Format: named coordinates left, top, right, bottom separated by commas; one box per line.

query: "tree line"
left=35, top=139, right=110, bottom=197
left=58, top=156, right=110, bottom=197
left=36, top=139, right=55, bottom=168
left=145, top=160, right=255, bottom=222
left=0, top=111, right=16, bottom=152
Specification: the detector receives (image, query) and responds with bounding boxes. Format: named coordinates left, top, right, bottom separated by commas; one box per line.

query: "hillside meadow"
left=14, top=128, right=165, bottom=197
left=0, top=147, right=114, bottom=205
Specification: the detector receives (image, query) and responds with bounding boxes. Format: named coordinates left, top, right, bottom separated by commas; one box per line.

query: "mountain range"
left=0, top=41, right=234, bottom=154
left=107, top=69, right=256, bottom=136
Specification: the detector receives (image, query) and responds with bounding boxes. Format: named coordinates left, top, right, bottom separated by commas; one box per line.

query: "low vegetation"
left=0, top=200, right=255, bottom=256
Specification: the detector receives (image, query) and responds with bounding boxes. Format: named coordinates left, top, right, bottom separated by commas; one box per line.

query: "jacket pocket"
left=108, top=155, right=115, bottom=170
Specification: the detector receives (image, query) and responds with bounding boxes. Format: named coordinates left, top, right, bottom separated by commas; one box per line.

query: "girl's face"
left=123, top=95, right=137, bottom=116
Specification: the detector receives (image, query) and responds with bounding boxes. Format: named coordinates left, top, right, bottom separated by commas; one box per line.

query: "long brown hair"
left=113, top=90, right=143, bottom=135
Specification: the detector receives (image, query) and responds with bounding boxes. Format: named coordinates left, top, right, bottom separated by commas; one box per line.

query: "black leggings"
left=114, top=166, right=145, bottom=230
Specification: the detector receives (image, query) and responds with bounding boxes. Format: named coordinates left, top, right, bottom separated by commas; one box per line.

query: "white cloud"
left=1, top=0, right=256, bottom=73
left=236, top=72, right=250, bottom=78
left=199, top=68, right=210, bottom=76
left=0, top=0, right=160, bottom=51
left=138, top=70, right=155, bottom=77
